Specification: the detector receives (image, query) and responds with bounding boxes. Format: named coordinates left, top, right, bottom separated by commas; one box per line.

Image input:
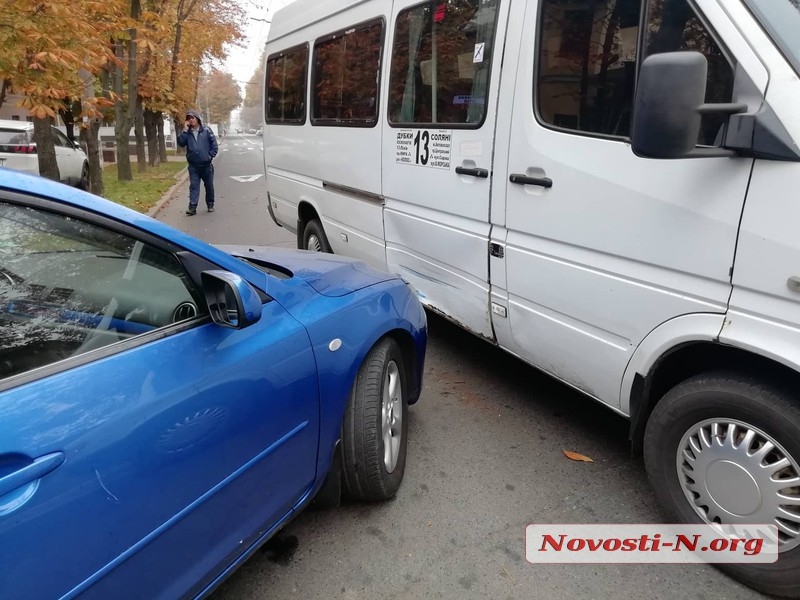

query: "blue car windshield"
left=743, top=0, right=800, bottom=75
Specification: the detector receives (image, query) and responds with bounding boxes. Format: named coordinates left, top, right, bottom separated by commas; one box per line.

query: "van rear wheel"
left=644, top=373, right=800, bottom=598
left=303, top=219, right=332, bottom=253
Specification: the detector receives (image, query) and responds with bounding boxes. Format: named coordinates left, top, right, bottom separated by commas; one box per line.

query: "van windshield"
left=744, top=0, right=800, bottom=75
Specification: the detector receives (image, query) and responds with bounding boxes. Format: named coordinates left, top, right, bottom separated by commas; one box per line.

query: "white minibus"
left=263, top=0, right=800, bottom=594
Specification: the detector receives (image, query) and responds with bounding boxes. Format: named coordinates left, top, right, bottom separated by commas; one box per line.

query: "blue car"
left=0, top=169, right=427, bottom=599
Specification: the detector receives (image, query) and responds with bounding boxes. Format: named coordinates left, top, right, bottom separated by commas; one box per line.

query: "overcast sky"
left=223, top=0, right=297, bottom=93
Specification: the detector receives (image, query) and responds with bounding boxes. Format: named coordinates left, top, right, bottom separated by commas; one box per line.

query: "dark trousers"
left=188, top=163, right=215, bottom=208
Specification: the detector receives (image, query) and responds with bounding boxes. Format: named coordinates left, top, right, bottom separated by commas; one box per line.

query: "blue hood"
left=215, top=246, right=398, bottom=297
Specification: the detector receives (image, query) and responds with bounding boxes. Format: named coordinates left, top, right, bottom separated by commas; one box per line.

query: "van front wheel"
left=303, top=218, right=332, bottom=253
left=644, top=373, right=800, bottom=598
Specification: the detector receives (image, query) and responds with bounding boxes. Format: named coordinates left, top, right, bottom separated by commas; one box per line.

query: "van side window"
left=536, top=0, right=734, bottom=144
left=266, top=44, right=309, bottom=124
left=388, top=0, right=500, bottom=127
left=312, top=20, right=383, bottom=126
left=537, top=0, right=641, bottom=137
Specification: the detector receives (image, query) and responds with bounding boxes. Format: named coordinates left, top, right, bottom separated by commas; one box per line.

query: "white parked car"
left=0, top=119, right=89, bottom=189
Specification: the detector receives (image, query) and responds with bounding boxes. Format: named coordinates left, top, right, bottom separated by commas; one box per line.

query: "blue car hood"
left=215, top=246, right=397, bottom=297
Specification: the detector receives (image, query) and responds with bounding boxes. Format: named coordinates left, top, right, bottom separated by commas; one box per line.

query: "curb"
left=148, top=165, right=189, bottom=218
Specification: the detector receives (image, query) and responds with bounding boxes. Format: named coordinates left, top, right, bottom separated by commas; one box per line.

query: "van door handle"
left=0, top=452, right=65, bottom=497
left=509, top=174, right=553, bottom=188
left=455, top=166, right=489, bottom=178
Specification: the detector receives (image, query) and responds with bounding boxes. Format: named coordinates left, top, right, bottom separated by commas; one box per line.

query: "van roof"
left=268, top=0, right=375, bottom=43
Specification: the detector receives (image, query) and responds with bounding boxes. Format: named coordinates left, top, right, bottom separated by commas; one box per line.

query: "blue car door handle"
left=0, top=452, right=65, bottom=497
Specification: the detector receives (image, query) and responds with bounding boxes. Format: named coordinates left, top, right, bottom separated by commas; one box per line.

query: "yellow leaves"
left=30, top=51, right=79, bottom=70
left=3, top=0, right=248, bottom=124
left=16, top=94, right=57, bottom=118
left=563, top=450, right=594, bottom=463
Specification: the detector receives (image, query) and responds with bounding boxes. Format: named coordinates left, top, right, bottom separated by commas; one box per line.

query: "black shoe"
left=207, top=205, right=215, bottom=213
left=185, top=207, right=197, bottom=216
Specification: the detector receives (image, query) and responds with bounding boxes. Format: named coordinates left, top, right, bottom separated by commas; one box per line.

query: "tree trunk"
left=129, top=0, right=144, bottom=173
left=157, top=118, right=168, bottom=163
left=33, top=116, right=60, bottom=182
left=114, top=38, right=133, bottom=181
left=135, top=96, right=147, bottom=172
left=0, top=79, right=9, bottom=110
left=78, top=64, right=112, bottom=197
left=81, top=118, right=104, bottom=196
left=169, top=7, right=185, bottom=93
left=144, top=108, right=161, bottom=167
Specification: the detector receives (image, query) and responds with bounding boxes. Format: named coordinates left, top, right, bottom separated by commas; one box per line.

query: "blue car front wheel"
left=341, top=337, right=408, bottom=502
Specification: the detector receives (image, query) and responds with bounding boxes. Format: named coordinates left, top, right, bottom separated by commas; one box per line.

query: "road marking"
left=230, top=174, right=264, bottom=183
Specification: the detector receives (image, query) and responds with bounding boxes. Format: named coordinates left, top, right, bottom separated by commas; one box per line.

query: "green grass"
left=102, top=160, right=187, bottom=213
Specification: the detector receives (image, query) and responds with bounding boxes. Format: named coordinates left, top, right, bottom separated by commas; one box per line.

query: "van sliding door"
left=381, top=0, right=510, bottom=339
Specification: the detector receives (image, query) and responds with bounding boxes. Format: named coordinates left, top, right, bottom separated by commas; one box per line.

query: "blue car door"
left=0, top=199, right=320, bottom=600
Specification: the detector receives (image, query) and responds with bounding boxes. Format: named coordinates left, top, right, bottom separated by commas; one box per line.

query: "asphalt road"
left=156, top=133, right=294, bottom=248
left=160, top=133, right=768, bottom=600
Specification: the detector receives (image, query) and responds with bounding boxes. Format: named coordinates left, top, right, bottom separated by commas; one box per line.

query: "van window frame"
left=741, top=0, right=800, bottom=77
left=387, top=0, right=501, bottom=130
left=531, top=0, right=737, bottom=146
left=310, top=17, right=386, bottom=128
left=265, top=42, right=310, bottom=126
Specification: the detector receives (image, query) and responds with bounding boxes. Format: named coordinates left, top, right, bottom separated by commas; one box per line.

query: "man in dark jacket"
left=177, top=109, right=218, bottom=215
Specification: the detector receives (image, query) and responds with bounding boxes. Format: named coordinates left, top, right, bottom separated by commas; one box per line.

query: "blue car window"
left=0, top=202, right=202, bottom=379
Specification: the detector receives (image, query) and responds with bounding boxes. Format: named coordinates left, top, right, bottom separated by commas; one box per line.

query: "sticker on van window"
left=473, top=43, right=485, bottom=63
left=395, top=129, right=451, bottom=170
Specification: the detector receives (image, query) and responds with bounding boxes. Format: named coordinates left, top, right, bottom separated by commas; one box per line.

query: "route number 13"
left=413, top=130, right=430, bottom=166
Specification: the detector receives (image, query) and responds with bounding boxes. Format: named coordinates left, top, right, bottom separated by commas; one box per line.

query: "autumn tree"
left=239, top=49, right=265, bottom=130
left=166, top=0, right=245, bottom=136
left=243, top=50, right=264, bottom=109
left=114, top=0, right=142, bottom=181
left=138, top=0, right=178, bottom=166
left=0, top=0, right=123, bottom=184
left=109, top=0, right=244, bottom=174
left=197, top=68, right=241, bottom=129
left=1, top=0, right=248, bottom=187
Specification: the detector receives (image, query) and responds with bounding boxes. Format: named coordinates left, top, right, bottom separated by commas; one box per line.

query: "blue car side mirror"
left=200, top=270, right=262, bottom=329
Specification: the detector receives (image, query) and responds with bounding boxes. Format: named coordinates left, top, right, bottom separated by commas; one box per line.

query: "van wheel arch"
left=297, top=202, right=328, bottom=251
left=629, top=342, right=800, bottom=455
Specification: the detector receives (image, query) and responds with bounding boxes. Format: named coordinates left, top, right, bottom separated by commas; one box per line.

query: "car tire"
left=341, top=337, right=408, bottom=502
left=643, top=372, right=800, bottom=598
left=78, top=162, right=89, bottom=191
left=302, top=219, right=332, bottom=253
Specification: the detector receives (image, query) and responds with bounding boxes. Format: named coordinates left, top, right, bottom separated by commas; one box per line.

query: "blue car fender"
left=281, top=279, right=427, bottom=498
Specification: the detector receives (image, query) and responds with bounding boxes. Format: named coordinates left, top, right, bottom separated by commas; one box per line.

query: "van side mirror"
left=631, top=51, right=747, bottom=159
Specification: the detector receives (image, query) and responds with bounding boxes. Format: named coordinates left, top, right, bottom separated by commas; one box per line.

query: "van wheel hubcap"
left=306, top=235, right=321, bottom=251
left=677, top=418, right=800, bottom=550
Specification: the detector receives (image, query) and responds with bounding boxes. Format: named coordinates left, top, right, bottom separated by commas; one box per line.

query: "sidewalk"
left=147, top=164, right=190, bottom=219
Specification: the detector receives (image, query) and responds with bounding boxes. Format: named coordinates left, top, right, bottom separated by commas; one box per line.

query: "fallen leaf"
left=563, top=450, right=594, bottom=463
left=502, top=566, right=515, bottom=584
